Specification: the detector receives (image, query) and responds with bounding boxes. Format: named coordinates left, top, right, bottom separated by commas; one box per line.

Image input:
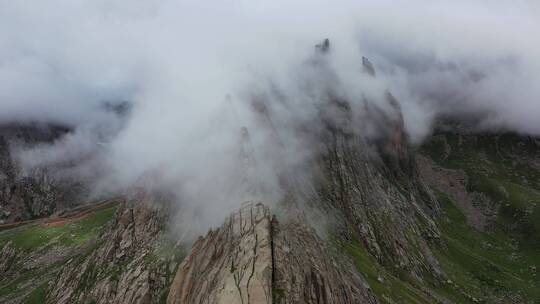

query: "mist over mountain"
left=2, top=2, right=540, bottom=304
left=1, top=0, right=539, bottom=231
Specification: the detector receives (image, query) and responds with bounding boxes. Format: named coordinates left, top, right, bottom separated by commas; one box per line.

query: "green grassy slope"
left=422, top=133, right=539, bottom=303
left=0, top=205, right=117, bottom=252
left=341, top=133, right=539, bottom=303
left=0, top=204, right=119, bottom=303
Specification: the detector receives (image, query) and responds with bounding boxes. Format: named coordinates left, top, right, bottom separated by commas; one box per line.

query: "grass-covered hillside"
left=422, top=133, right=539, bottom=303
left=0, top=203, right=119, bottom=303
left=338, top=132, right=539, bottom=304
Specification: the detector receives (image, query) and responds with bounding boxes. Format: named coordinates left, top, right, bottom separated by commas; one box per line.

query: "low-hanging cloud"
left=1, top=0, right=539, bottom=232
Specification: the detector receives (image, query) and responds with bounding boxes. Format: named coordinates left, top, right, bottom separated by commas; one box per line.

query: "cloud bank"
left=1, top=0, right=539, bottom=230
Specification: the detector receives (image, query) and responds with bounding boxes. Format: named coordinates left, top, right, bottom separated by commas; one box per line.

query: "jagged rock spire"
left=315, top=38, right=330, bottom=54
left=362, top=56, right=376, bottom=77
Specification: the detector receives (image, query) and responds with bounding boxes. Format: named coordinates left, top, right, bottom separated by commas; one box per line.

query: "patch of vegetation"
left=151, top=237, right=185, bottom=304
left=24, top=282, right=48, bottom=304
left=341, top=185, right=539, bottom=303
left=341, top=238, right=441, bottom=304
left=433, top=189, right=539, bottom=302
left=107, top=264, right=124, bottom=283
left=76, top=260, right=99, bottom=294
left=421, top=133, right=540, bottom=288
left=0, top=205, right=118, bottom=252
left=272, top=286, right=285, bottom=303
left=0, top=205, right=118, bottom=302
left=468, top=177, right=540, bottom=247
left=0, top=260, right=62, bottom=301
left=420, top=136, right=448, bottom=164
left=407, top=133, right=539, bottom=302
left=154, top=238, right=185, bottom=264
left=0, top=268, right=39, bottom=300
left=421, top=133, right=540, bottom=190
left=103, top=256, right=130, bottom=284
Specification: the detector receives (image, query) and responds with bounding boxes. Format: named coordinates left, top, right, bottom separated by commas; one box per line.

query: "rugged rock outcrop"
left=315, top=133, right=442, bottom=279
left=0, top=194, right=183, bottom=304
left=272, top=215, right=378, bottom=304
left=167, top=202, right=378, bottom=304
left=416, top=154, right=492, bottom=230
left=168, top=202, right=273, bottom=304
left=47, top=196, right=182, bottom=304
left=0, top=124, right=77, bottom=224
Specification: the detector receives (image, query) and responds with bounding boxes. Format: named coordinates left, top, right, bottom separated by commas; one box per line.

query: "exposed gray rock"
left=168, top=202, right=273, bottom=304
left=310, top=133, right=442, bottom=280
left=362, top=57, right=376, bottom=77
left=272, top=216, right=378, bottom=304
left=0, top=124, right=79, bottom=223
left=416, top=154, right=494, bottom=230
left=44, top=195, right=183, bottom=304
left=167, top=202, right=379, bottom=304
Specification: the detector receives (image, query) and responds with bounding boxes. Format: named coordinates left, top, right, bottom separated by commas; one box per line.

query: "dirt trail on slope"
left=0, top=198, right=123, bottom=231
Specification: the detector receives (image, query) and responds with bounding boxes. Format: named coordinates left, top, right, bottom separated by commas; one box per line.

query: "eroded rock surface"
left=272, top=217, right=378, bottom=304
left=47, top=197, right=182, bottom=304
left=416, top=154, right=492, bottom=230
left=168, top=202, right=272, bottom=304
left=167, top=202, right=379, bottom=304
left=0, top=195, right=183, bottom=304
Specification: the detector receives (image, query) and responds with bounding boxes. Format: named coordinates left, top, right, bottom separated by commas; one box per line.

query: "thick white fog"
left=1, top=0, right=539, bottom=231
